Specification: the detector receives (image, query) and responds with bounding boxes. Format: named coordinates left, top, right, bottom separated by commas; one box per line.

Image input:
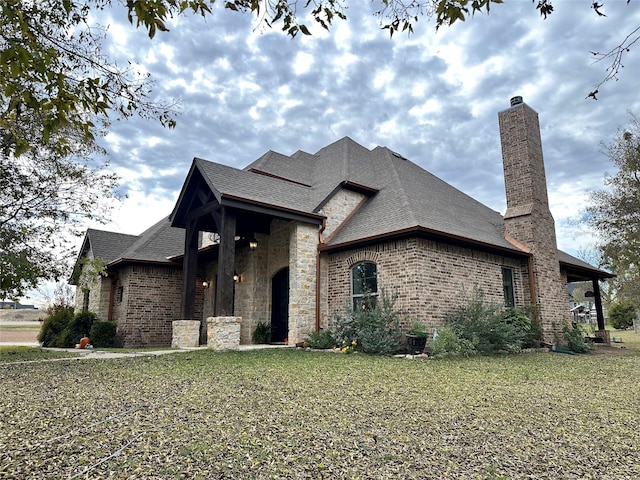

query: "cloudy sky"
left=87, top=2, right=639, bottom=261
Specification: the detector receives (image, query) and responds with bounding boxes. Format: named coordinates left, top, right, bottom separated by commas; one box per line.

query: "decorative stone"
left=171, top=320, right=201, bottom=348
left=207, top=316, right=242, bottom=351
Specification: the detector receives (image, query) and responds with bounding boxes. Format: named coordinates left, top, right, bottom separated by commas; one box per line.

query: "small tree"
left=608, top=300, right=636, bottom=330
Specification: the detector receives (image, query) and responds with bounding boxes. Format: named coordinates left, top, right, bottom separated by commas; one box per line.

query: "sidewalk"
left=1, top=343, right=292, bottom=363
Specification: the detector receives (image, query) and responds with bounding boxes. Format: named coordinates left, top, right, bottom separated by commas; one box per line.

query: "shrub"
left=37, top=306, right=74, bottom=347
left=431, top=327, right=476, bottom=358
left=608, top=300, right=636, bottom=330
left=445, top=287, right=529, bottom=354
left=58, top=311, right=98, bottom=348
left=89, top=321, right=118, bottom=348
left=306, top=330, right=336, bottom=349
left=502, top=306, right=543, bottom=349
left=252, top=321, right=272, bottom=344
left=332, top=289, right=403, bottom=355
left=562, top=321, right=592, bottom=353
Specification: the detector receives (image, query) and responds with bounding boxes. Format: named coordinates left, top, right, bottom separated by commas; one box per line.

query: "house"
left=71, top=97, right=613, bottom=348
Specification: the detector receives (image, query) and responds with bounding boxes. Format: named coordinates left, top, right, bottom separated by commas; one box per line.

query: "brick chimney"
left=498, top=96, right=567, bottom=340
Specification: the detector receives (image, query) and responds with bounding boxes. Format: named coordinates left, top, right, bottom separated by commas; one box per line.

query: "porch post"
left=215, top=207, right=236, bottom=316
left=180, top=218, right=199, bottom=320
left=592, top=278, right=605, bottom=331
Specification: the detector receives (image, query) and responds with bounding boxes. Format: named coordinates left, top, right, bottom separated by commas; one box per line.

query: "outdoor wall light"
left=202, top=281, right=209, bottom=288
left=233, top=271, right=241, bottom=283
left=249, top=236, right=258, bottom=250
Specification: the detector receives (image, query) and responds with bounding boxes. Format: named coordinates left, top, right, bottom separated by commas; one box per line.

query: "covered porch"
left=168, top=159, right=323, bottom=348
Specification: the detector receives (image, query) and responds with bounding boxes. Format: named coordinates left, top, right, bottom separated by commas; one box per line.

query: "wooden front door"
left=271, top=267, right=289, bottom=343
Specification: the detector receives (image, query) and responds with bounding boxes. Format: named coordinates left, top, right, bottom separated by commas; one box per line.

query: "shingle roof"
left=195, top=159, right=317, bottom=214
left=239, top=137, right=519, bottom=252
left=84, top=229, right=138, bottom=263
left=115, top=217, right=185, bottom=264
left=77, top=218, right=184, bottom=271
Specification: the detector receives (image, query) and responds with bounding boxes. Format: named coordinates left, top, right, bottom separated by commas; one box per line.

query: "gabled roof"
left=71, top=218, right=184, bottom=283
left=81, top=229, right=139, bottom=263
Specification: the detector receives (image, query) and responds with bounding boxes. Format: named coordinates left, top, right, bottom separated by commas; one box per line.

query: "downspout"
left=315, top=216, right=327, bottom=332
left=527, top=255, right=538, bottom=321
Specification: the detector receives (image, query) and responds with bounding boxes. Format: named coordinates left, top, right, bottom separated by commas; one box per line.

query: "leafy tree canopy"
left=583, top=114, right=640, bottom=307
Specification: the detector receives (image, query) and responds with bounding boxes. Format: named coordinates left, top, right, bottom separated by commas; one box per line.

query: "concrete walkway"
left=1, top=343, right=293, bottom=363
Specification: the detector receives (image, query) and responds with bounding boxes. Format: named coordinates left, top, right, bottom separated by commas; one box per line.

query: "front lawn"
left=1, top=340, right=639, bottom=479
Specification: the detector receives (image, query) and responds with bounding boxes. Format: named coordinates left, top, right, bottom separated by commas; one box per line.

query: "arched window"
left=351, top=262, right=378, bottom=311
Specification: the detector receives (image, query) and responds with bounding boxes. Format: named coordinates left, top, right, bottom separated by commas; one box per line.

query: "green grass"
left=0, top=323, right=41, bottom=329
left=1, top=341, right=639, bottom=479
left=0, top=346, right=81, bottom=362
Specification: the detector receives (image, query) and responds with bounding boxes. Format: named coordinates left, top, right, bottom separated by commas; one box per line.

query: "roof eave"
left=560, top=261, right=616, bottom=282
left=319, top=226, right=528, bottom=257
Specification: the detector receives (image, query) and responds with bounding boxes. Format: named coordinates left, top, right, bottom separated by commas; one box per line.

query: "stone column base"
left=595, top=329, right=611, bottom=346
left=207, top=316, right=242, bottom=351
left=171, top=320, right=201, bottom=348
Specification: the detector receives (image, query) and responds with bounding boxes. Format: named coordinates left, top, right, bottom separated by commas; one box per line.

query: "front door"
left=271, top=267, right=289, bottom=343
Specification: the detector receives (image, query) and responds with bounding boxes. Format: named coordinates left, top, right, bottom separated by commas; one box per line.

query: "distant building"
left=0, top=302, right=37, bottom=310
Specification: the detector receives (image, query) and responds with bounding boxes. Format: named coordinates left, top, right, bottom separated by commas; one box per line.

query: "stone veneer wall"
left=232, top=233, right=270, bottom=344
left=322, top=188, right=366, bottom=238
left=74, top=260, right=111, bottom=321
left=111, top=264, right=199, bottom=347
left=288, top=222, right=318, bottom=344
left=200, top=220, right=291, bottom=345
left=325, top=237, right=529, bottom=336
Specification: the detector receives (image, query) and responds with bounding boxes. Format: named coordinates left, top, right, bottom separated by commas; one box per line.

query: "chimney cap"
left=510, top=96, right=523, bottom=107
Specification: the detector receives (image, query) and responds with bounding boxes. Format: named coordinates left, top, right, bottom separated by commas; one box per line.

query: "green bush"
left=608, top=300, right=636, bottom=330
left=431, top=327, right=476, bottom=357
left=306, top=330, right=336, bottom=349
left=445, top=287, right=530, bottom=354
left=58, top=311, right=98, bottom=348
left=37, top=306, right=74, bottom=347
left=332, top=289, right=403, bottom=355
left=502, top=307, right=542, bottom=349
left=89, top=321, right=118, bottom=348
left=252, top=321, right=272, bottom=344
left=562, top=321, right=592, bottom=353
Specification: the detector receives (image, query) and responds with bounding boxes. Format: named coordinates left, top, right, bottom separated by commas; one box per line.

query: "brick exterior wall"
left=111, top=264, right=194, bottom=347
left=324, top=238, right=529, bottom=337
left=499, top=100, right=569, bottom=340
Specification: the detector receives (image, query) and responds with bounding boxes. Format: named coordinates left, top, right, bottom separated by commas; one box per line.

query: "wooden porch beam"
left=215, top=207, right=236, bottom=316
left=592, top=278, right=606, bottom=331
left=180, top=218, right=199, bottom=320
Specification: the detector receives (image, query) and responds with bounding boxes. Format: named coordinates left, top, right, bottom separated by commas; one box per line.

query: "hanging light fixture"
left=249, top=236, right=258, bottom=250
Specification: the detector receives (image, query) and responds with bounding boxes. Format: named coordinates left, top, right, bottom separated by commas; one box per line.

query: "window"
left=116, top=286, right=124, bottom=303
left=82, top=290, right=90, bottom=311
left=502, top=267, right=515, bottom=308
left=351, top=262, right=378, bottom=311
